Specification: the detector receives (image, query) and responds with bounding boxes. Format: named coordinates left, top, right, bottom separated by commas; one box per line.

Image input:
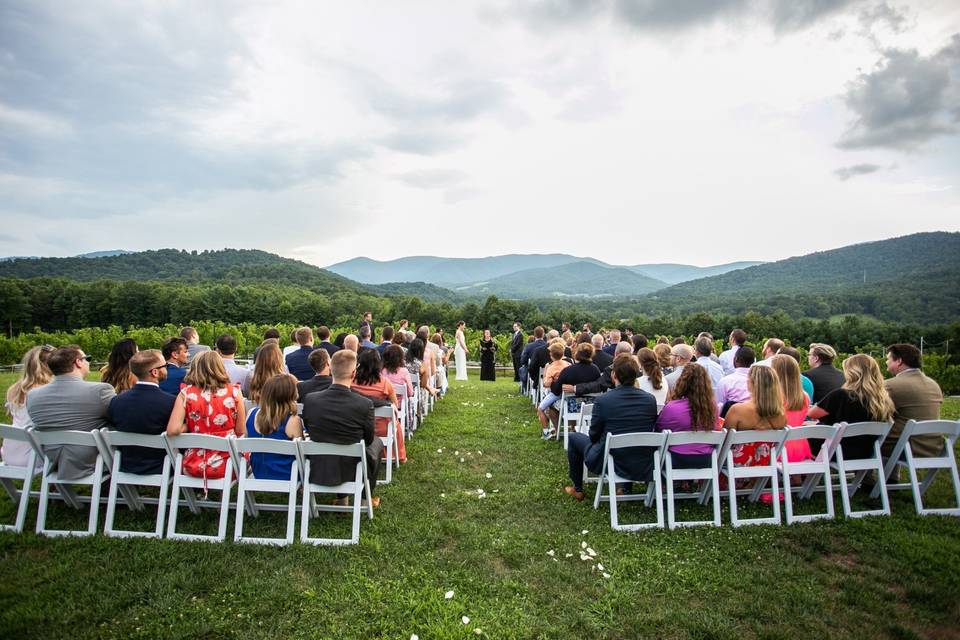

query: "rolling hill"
left=454, top=261, right=667, bottom=299
left=629, top=261, right=764, bottom=285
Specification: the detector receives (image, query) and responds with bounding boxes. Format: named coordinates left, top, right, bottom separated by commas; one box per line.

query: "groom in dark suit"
left=300, top=349, right=384, bottom=504
left=510, top=322, right=524, bottom=382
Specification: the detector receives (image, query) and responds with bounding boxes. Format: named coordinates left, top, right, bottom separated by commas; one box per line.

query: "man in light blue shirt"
left=693, top=336, right=724, bottom=393
left=718, top=329, right=746, bottom=376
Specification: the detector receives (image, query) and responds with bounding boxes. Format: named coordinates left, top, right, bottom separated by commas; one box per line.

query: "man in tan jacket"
left=883, top=344, right=943, bottom=458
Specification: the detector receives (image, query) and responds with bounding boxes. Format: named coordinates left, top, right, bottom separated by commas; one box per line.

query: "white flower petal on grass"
left=445, top=590, right=455, bottom=600
left=485, top=473, right=492, bottom=479
left=581, top=529, right=589, bottom=535
left=602, top=572, right=611, bottom=579
left=460, top=458, right=465, bottom=463
left=579, top=553, right=592, bottom=561
left=587, top=548, right=597, bottom=557
left=546, top=549, right=555, bottom=556
left=454, top=451, right=459, bottom=455
left=437, top=449, right=442, bottom=453
left=462, top=616, right=470, bottom=624
left=580, top=541, right=588, bottom=549
left=478, top=450, right=482, bottom=455
left=597, top=563, right=605, bottom=571
left=411, top=635, right=419, bottom=640
left=492, top=489, right=499, bottom=493
left=440, top=493, right=446, bottom=498
left=474, top=628, right=483, bottom=635
left=565, top=553, right=573, bottom=558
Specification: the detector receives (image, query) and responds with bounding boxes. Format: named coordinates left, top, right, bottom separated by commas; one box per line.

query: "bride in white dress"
left=454, top=321, right=468, bottom=381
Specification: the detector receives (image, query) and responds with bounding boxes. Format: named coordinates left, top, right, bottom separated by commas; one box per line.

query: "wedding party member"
left=27, top=346, right=115, bottom=480
left=770, top=354, right=813, bottom=462
left=160, top=337, right=189, bottom=394
left=181, top=326, right=211, bottom=364
left=656, top=365, right=718, bottom=468
left=564, top=355, right=658, bottom=501
left=883, top=343, right=943, bottom=457
left=724, top=366, right=787, bottom=467
left=166, top=351, right=246, bottom=480
left=479, top=329, right=497, bottom=382
left=245, top=374, right=303, bottom=480
left=101, top=338, right=138, bottom=393
left=510, top=322, right=524, bottom=382
left=454, top=321, right=468, bottom=381
left=297, top=348, right=332, bottom=400
left=3, top=345, right=52, bottom=469
left=352, top=349, right=405, bottom=463
left=108, top=350, right=176, bottom=475
left=808, top=354, right=894, bottom=460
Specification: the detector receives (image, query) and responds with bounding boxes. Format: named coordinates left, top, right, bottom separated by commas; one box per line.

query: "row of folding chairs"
left=589, top=419, right=960, bottom=530
left=0, top=425, right=375, bottom=545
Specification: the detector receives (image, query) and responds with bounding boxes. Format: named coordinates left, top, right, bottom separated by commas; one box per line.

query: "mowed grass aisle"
left=1, top=373, right=959, bottom=639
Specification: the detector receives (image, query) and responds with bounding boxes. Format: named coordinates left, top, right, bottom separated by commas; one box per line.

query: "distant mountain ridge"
left=456, top=261, right=666, bottom=299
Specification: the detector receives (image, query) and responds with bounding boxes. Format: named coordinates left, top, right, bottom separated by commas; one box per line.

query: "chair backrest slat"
left=100, top=429, right=168, bottom=450
left=374, top=406, right=395, bottom=419
left=29, top=428, right=99, bottom=448
left=607, top=431, right=666, bottom=449
left=0, top=424, right=30, bottom=442
left=231, top=437, right=299, bottom=456
left=664, top=430, right=726, bottom=447
left=725, top=429, right=787, bottom=446
left=297, top=439, right=364, bottom=458
left=165, top=433, right=234, bottom=453
left=783, top=424, right=838, bottom=442
left=838, top=420, right=892, bottom=438
left=907, top=419, right=960, bottom=438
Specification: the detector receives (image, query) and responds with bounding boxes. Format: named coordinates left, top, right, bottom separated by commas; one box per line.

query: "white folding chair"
left=297, top=439, right=372, bottom=545
left=99, top=429, right=172, bottom=539
left=576, top=403, right=594, bottom=435
left=244, top=399, right=256, bottom=414
left=30, top=428, right=108, bottom=537
left=663, top=430, right=726, bottom=529
left=0, top=424, right=39, bottom=533
left=779, top=425, right=837, bottom=524
left=875, top=419, right=960, bottom=516
left=594, top=431, right=667, bottom=531
left=375, top=405, right=399, bottom=484
left=559, top=393, right=600, bottom=449
left=296, top=402, right=304, bottom=416
left=391, top=383, right=408, bottom=437
left=718, top=429, right=787, bottom=527
left=832, top=421, right=893, bottom=518
left=165, top=433, right=239, bottom=542
left=230, top=437, right=301, bottom=545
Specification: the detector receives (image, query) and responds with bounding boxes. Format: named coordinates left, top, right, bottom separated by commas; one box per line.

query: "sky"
left=1, top=0, right=958, bottom=268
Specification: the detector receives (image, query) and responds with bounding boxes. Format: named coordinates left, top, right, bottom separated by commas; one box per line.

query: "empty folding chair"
left=297, top=439, right=372, bottom=545
left=875, top=419, right=960, bottom=516
left=576, top=403, right=595, bottom=436
left=165, top=433, right=240, bottom=542
left=779, top=425, right=838, bottom=524
left=0, top=424, right=39, bottom=533
left=594, top=431, right=667, bottom=531
left=29, top=428, right=108, bottom=537
left=663, top=430, right=726, bottom=529
left=718, top=429, right=787, bottom=527
left=559, top=393, right=599, bottom=449
left=99, top=429, right=172, bottom=539
left=375, top=405, right=399, bottom=484
left=832, top=420, right=893, bottom=518
left=230, top=437, right=301, bottom=545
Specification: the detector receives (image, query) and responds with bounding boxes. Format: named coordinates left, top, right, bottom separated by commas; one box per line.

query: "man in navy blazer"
left=564, top=355, right=658, bottom=501
left=518, top=326, right=545, bottom=393
left=286, top=326, right=318, bottom=381
left=108, top=349, right=176, bottom=475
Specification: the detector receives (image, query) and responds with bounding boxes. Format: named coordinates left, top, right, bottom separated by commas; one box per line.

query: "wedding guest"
left=777, top=346, right=814, bottom=401
left=805, top=343, right=845, bottom=404
left=693, top=336, right=724, bottom=392
left=181, top=326, right=210, bottom=364
left=656, top=365, right=717, bottom=468
left=216, top=334, right=249, bottom=393
left=159, top=337, right=189, bottom=394
left=718, top=329, right=746, bottom=376
left=249, top=342, right=285, bottom=404
left=101, top=338, right=138, bottom=393
left=883, top=343, right=944, bottom=458
left=245, top=374, right=303, bottom=480
left=715, top=346, right=755, bottom=416
left=352, top=349, right=405, bottom=463
left=753, top=338, right=784, bottom=368
left=109, top=350, right=176, bottom=475
left=3, top=345, right=53, bottom=469
left=724, top=366, right=787, bottom=467
left=654, top=343, right=674, bottom=375
left=665, top=344, right=694, bottom=393
left=770, top=354, right=813, bottom=461
left=637, top=347, right=668, bottom=408
left=317, top=326, right=341, bottom=357
left=297, top=348, right=332, bottom=399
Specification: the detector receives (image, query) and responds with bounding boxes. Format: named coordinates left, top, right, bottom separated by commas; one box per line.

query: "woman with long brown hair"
left=244, top=373, right=303, bottom=480
left=3, top=345, right=53, bottom=468
left=636, top=347, right=668, bottom=408
left=724, top=366, right=787, bottom=467
left=808, top=354, right=894, bottom=460
left=655, top=365, right=718, bottom=468
left=101, top=338, right=138, bottom=393
left=247, top=342, right=284, bottom=404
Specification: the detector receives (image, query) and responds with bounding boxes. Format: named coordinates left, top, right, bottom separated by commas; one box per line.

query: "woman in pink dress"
left=352, top=348, right=406, bottom=463
left=771, top=354, right=813, bottom=461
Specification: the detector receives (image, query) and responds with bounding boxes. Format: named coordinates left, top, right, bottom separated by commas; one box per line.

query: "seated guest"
left=101, top=338, right=138, bottom=393
left=181, top=326, right=210, bottom=364
left=430, top=333, right=450, bottom=394
left=285, top=327, right=317, bottom=381
left=715, top=346, right=755, bottom=416
left=883, top=343, right=943, bottom=458
left=301, top=350, right=384, bottom=507
left=805, top=343, right=845, bottom=404
left=397, top=319, right=409, bottom=333
left=637, top=347, right=669, bottom=408
left=108, top=349, right=176, bottom=475
left=216, top=334, right=250, bottom=393
left=519, top=326, right=546, bottom=390
left=334, top=332, right=349, bottom=349
left=564, top=355, right=658, bottom=500
left=352, top=349, right=405, bottom=463
left=419, top=326, right=439, bottom=380
left=530, top=330, right=559, bottom=386
left=3, top=345, right=53, bottom=469
left=245, top=374, right=303, bottom=480
left=551, top=343, right=603, bottom=432
left=752, top=338, right=784, bottom=367
left=382, top=344, right=415, bottom=401
left=777, top=346, right=814, bottom=402
left=631, top=334, right=648, bottom=354
left=670, top=337, right=686, bottom=347
left=298, top=348, right=332, bottom=400
left=565, top=341, right=632, bottom=397
left=317, top=326, right=341, bottom=357
left=377, top=326, right=395, bottom=354
left=693, top=336, right=724, bottom=392
left=718, top=329, right=746, bottom=376
left=166, top=351, right=246, bottom=479
left=538, top=342, right=571, bottom=438
left=159, top=337, right=189, bottom=394
left=654, top=343, right=674, bottom=375
left=253, top=327, right=281, bottom=363
left=665, top=344, right=694, bottom=393
left=696, top=332, right=721, bottom=363
left=591, top=334, right=613, bottom=371
left=343, top=334, right=360, bottom=353
left=725, top=366, right=787, bottom=467
left=770, top=354, right=813, bottom=461
left=249, top=343, right=285, bottom=404
left=281, top=328, right=300, bottom=360
left=603, top=330, right=621, bottom=356
left=406, top=338, right=437, bottom=397
left=656, top=365, right=718, bottom=468
left=808, top=354, right=894, bottom=460
left=27, top=346, right=115, bottom=480
left=359, top=325, right=377, bottom=350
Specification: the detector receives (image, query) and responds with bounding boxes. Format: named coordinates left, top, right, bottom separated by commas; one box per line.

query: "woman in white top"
left=636, top=348, right=668, bottom=411
left=3, top=345, right=54, bottom=469
left=454, top=321, right=468, bottom=381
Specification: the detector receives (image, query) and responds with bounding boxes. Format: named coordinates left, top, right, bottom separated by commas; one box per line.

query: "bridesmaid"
left=479, top=329, right=497, bottom=382
left=454, top=321, right=468, bottom=381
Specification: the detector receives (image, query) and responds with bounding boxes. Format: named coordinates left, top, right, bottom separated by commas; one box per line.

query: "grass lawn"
left=0, top=372, right=959, bottom=639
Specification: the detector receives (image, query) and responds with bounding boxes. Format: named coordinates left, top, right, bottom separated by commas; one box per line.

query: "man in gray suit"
left=27, top=346, right=115, bottom=480
left=181, top=326, right=210, bottom=364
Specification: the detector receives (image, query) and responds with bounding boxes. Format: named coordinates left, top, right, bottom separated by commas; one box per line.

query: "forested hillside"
left=455, top=261, right=666, bottom=298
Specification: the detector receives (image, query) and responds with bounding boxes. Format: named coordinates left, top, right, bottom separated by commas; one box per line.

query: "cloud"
left=397, top=169, right=468, bottom=189
left=833, top=163, right=882, bottom=180
left=837, top=34, right=960, bottom=150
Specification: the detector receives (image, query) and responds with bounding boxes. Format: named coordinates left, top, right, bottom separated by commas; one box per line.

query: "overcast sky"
left=1, top=0, right=958, bottom=268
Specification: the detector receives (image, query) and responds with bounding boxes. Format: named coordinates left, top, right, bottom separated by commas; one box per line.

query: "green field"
left=1, top=373, right=959, bottom=639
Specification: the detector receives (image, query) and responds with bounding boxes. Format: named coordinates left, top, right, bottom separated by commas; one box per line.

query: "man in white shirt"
left=718, top=329, right=746, bottom=375
left=216, top=334, right=250, bottom=395
left=665, top=344, right=694, bottom=393
left=752, top=338, right=784, bottom=367
left=693, top=336, right=724, bottom=392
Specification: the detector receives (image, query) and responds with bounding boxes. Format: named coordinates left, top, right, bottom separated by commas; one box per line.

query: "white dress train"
left=454, top=331, right=468, bottom=380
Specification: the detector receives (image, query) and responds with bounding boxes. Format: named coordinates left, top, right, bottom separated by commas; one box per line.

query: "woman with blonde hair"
left=101, top=338, right=138, bottom=393
left=808, top=354, right=894, bottom=460
left=724, top=365, right=787, bottom=467
left=636, top=347, right=668, bottom=409
left=770, top=354, right=813, bottom=461
left=3, top=345, right=53, bottom=468
left=653, top=342, right=674, bottom=375
left=247, top=342, right=284, bottom=404
left=166, top=350, right=246, bottom=481
left=245, top=373, right=303, bottom=480
left=537, top=341, right=571, bottom=438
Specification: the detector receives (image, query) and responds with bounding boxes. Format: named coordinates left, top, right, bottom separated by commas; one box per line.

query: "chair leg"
left=906, top=449, right=925, bottom=514
left=104, top=457, right=121, bottom=536
left=36, top=466, right=51, bottom=534
left=234, top=479, right=246, bottom=542
left=770, top=465, right=781, bottom=524
left=14, top=469, right=33, bottom=533
left=665, top=461, right=676, bottom=530
left=300, top=483, right=311, bottom=544
left=607, top=473, right=619, bottom=529
left=285, top=481, right=298, bottom=546
left=156, top=460, right=170, bottom=538
left=167, top=473, right=181, bottom=538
